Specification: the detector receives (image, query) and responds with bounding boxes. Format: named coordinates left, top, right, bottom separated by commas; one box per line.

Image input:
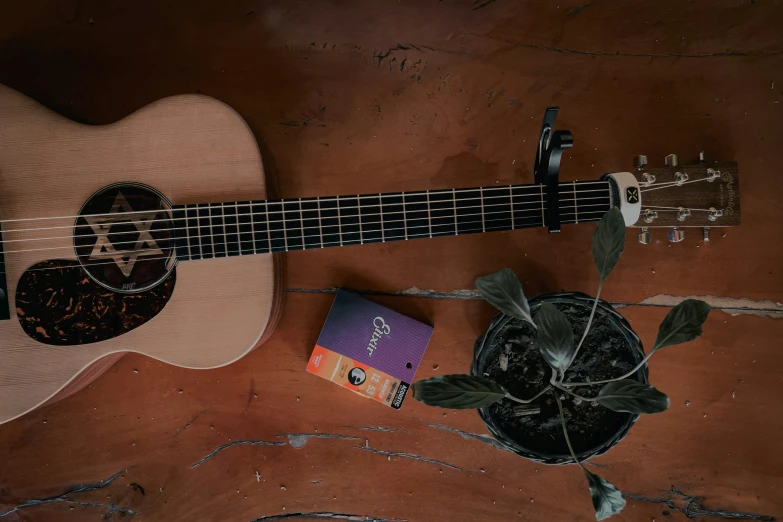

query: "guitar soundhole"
left=74, top=183, right=175, bottom=293
left=16, top=260, right=176, bottom=346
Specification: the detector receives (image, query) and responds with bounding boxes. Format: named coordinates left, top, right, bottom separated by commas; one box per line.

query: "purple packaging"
left=306, top=289, right=434, bottom=409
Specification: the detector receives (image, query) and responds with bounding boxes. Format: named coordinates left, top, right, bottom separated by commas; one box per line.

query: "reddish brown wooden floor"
left=1, top=1, right=782, bottom=521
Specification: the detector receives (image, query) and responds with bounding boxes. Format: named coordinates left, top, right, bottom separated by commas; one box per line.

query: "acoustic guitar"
left=0, top=84, right=740, bottom=425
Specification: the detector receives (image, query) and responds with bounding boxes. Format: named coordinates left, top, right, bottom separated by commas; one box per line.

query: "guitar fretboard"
left=170, top=180, right=612, bottom=261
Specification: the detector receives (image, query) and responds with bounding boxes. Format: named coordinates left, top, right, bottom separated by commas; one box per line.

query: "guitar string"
left=640, top=177, right=713, bottom=193
left=0, top=199, right=611, bottom=255
left=0, top=209, right=606, bottom=276
left=0, top=192, right=611, bottom=246
left=0, top=180, right=612, bottom=226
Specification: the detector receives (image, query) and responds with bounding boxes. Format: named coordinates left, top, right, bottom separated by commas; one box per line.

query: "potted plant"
left=411, top=208, right=711, bottom=520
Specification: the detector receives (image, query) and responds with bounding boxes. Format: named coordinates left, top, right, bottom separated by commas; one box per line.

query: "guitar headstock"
left=630, top=156, right=740, bottom=232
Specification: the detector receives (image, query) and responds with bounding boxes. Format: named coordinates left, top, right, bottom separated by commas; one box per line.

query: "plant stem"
left=565, top=350, right=656, bottom=388
left=554, top=394, right=585, bottom=470
left=569, top=281, right=603, bottom=366
left=506, top=385, right=552, bottom=404
left=553, top=383, right=594, bottom=402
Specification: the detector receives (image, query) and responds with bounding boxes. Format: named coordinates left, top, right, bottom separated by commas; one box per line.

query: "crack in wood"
left=174, top=413, right=201, bottom=437
left=286, top=287, right=479, bottom=299
left=357, top=440, right=470, bottom=472
left=425, top=422, right=509, bottom=451
left=250, top=512, right=407, bottom=521
left=472, top=0, right=496, bottom=10
left=583, top=460, right=612, bottom=469
left=465, top=31, right=783, bottom=58
left=191, top=440, right=287, bottom=468
left=0, top=470, right=135, bottom=518
left=635, top=294, right=783, bottom=319
left=425, top=422, right=611, bottom=467
left=351, top=426, right=409, bottom=433
left=282, top=433, right=361, bottom=449
left=287, top=288, right=783, bottom=319
left=625, top=487, right=775, bottom=521
left=192, top=434, right=361, bottom=467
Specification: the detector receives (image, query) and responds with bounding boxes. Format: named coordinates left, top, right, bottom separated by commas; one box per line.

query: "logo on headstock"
left=84, top=192, right=164, bottom=278
left=626, top=186, right=640, bottom=204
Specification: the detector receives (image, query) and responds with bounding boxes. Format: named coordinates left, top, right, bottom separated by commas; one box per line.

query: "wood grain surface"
left=1, top=1, right=782, bottom=521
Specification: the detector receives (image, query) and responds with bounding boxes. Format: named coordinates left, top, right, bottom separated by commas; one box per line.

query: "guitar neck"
left=170, top=180, right=612, bottom=260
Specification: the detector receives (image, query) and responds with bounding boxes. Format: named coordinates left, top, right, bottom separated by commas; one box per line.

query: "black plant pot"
left=471, top=292, right=648, bottom=465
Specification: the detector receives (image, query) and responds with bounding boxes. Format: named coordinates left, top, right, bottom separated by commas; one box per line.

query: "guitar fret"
left=233, top=202, right=242, bottom=254
left=298, top=198, right=306, bottom=250
left=509, top=186, right=515, bottom=230
left=184, top=205, right=193, bottom=259
left=539, top=184, right=545, bottom=226
left=381, top=193, right=404, bottom=241
left=249, top=202, right=257, bottom=254
left=282, top=207, right=289, bottom=251
left=479, top=187, right=486, bottom=233
left=267, top=201, right=285, bottom=253
left=320, top=196, right=339, bottom=247
left=317, top=197, right=324, bottom=248
left=404, top=191, right=428, bottom=239
left=430, top=189, right=456, bottom=237
left=170, top=207, right=189, bottom=261
left=358, top=194, right=382, bottom=244
left=186, top=205, right=204, bottom=259
left=337, top=196, right=343, bottom=246
left=283, top=199, right=303, bottom=251
left=338, top=195, right=361, bottom=245
left=378, top=192, right=386, bottom=243
left=236, top=202, right=253, bottom=255
left=455, top=188, right=482, bottom=234
left=251, top=201, right=270, bottom=255
left=357, top=195, right=363, bottom=244
left=402, top=193, right=408, bottom=240
left=221, top=202, right=228, bottom=256
left=301, top=197, right=321, bottom=250
left=482, top=186, right=512, bottom=232
left=265, top=202, right=272, bottom=253
left=223, top=201, right=239, bottom=256
left=202, top=205, right=217, bottom=257
left=452, top=188, right=458, bottom=235
left=572, top=181, right=579, bottom=224
left=426, top=190, right=433, bottom=238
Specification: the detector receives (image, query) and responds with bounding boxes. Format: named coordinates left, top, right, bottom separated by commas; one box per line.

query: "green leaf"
left=412, top=375, right=507, bottom=409
left=596, top=379, right=670, bottom=414
left=475, top=268, right=533, bottom=325
left=535, top=302, right=575, bottom=375
left=652, top=299, right=711, bottom=351
left=582, top=468, right=626, bottom=521
left=592, top=207, right=626, bottom=282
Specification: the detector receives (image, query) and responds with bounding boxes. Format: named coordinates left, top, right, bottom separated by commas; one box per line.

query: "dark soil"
left=479, top=300, right=641, bottom=457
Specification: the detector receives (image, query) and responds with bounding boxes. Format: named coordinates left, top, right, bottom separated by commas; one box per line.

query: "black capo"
left=533, top=107, right=573, bottom=233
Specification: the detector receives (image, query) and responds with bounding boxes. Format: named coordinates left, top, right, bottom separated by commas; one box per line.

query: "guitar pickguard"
left=15, top=260, right=175, bottom=346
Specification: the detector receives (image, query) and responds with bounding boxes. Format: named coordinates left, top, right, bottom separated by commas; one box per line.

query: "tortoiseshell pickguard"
left=15, top=260, right=175, bottom=346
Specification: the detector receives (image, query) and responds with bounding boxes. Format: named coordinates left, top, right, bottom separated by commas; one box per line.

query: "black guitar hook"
left=533, top=107, right=573, bottom=233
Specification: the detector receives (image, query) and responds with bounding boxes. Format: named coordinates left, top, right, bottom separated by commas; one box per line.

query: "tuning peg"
left=668, top=227, right=685, bottom=243
left=637, top=228, right=652, bottom=245
left=703, top=227, right=710, bottom=242
left=634, top=155, right=648, bottom=170
left=698, top=151, right=706, bottom=164
left=665, top=154, right=680, bottom=167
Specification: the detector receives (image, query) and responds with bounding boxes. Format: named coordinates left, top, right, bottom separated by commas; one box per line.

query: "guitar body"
left=0, top=84, right=281, bottom=424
